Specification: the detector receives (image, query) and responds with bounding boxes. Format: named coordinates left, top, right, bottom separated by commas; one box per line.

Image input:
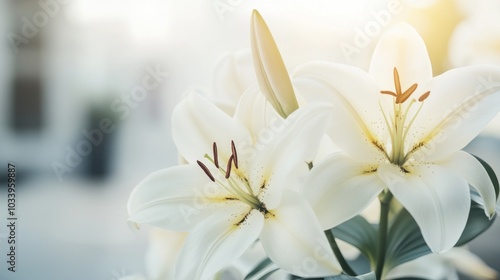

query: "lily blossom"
left=295, top=23, right=500, bottom=253
left=127, top=93, right=341, bottom=279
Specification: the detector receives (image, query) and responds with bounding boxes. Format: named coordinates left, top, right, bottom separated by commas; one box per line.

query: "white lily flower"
left=295, top=23, right=500, bottom=253
left=127, top=93, right=341, bottom=279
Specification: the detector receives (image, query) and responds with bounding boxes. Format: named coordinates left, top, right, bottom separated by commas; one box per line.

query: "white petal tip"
left=128, top=220, right=141, bottom=231
left=488, top=211, right=496, bottom=220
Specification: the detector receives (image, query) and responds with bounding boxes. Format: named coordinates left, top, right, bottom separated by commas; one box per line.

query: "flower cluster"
left=127, top=10, right=500, bottom=280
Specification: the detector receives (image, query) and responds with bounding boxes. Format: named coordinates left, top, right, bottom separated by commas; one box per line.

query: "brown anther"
left=213, top=142, right=219, bottom=168
left=231, top=140, right=239, bottom=169
left=393, top=67, right=402, bottom=96
left=225, top=155, right=234, bottom=179
left=396, top=83, right=418, bottom=104
left=197, top=160, right=215, bottom=182
left=380, top=90, right=398, bottom=97
left=418, top=91, right=431, bottom=102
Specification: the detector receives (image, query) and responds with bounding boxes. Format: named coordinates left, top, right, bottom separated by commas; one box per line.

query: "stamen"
left=225, top=155, right=234, bottom=179
left=418, top=91, right=431, bottom=102
left=393, top=67, right=402, bottom=96
left=380, top=90, right=397, bottom=97
left=231, top=140, right=239, bottom=169
left=197, top=160, right=215, bottom=182
left=213, top=142, right=219, bottom=168
left=396, top=83, right=418, bottom=104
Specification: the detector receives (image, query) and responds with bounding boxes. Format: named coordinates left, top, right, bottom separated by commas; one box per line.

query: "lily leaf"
left=473, top=155, right=499, bottom=199
left=384, top=208, right=430, bottom=270
left=331, top=216, right=378, bottom=266
left=385, top=201, right=495, bottom=270
left=390, top=278, right=427, bottom=280
left=244, top=257, right=272, bottom=280
left=324, top=272, right=376, bottom=280
left=456, top=201, right=496, bottom=246
left=259, top=268, right=280, bottom=280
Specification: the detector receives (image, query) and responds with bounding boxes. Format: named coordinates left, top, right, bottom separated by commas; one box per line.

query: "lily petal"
left=386, top=253, right=454, bottom=280
left=253, top=103, right=332, bottom=209
left=260, top=190, right=342, bottom=277
left=128, top=164, right=238, bottom=231
left=378, top=163, right=470, bottom=253
left=233, top=85, right=283, bottom=142
left=172, top=93, right=252, bottom=163
left=369, top=23, right=433, bottom=91
left=294, top=61, right=387, bottom=162
left=446, top=247, right=498, bottom=279
left=251, top=10, right=298, bottom=118
left=410, top=65, right=500, bottom=161
left=175, top=206, right=263, bottom=280
left=304, top=153, right=385, bottom=229
left=145, top=229, right=186, bottom=280
left=211, top=49, right=254, bottom=115
left=439, top=151, right=497, bottom=218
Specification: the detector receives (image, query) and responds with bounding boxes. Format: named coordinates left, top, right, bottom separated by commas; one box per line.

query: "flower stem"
left=375, top=191, right=393, bottom=280
left=325, top=230, right=356, bottom=276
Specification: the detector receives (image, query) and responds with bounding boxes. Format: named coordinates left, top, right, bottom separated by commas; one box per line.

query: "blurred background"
left=0, top=0, right=499, bottom=279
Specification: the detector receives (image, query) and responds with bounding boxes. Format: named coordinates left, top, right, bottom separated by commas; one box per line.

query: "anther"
left=231, top=140, right=239, bottom=169
left=393, top=67, right=402, bottom=96
left=197, top=160, right=215, bottom=182
left=380, top=90, right=397, bottom=97
left=418, top=91, right=431, bottom=102
left=225, top=155, right=234, bottom=179
left=213, top=142, right=219, bottom=168
left=396, top=83, right=418, bottom=104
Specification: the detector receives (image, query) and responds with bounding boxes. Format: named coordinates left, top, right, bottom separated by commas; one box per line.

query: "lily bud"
left=250, top=10, right=299, bottom=118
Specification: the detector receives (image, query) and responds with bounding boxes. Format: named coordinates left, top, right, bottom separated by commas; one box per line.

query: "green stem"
left=325, top=230, right=356, bottom=276
left=375, top=191, right=393, bottom=280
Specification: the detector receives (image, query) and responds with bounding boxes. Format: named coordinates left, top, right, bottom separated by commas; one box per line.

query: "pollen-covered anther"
left=393, top=67, right=402, bottom=96
left=380, top=90, right=397, bottom=97
left=418, top=91, right=431, bottom=102
left=213, top=142, right=219, bottom=168
left=231, top=140, right=239, bottom=169
left=396, top=83, right=418, bottom=104
left=225, top=155, right=234, bottom=179
left=383, top=67, right=420, bottom=104
left=197, top=160, right=215, bottom=182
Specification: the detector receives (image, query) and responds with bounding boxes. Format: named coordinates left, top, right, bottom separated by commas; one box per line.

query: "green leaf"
left=394, top=277, right=427, bottom=280
left=384, top=208, right=430, bottom=270
left=356, top=272, right=377, bottom=280
left=473, top=155, right=499, bottom=199
left=245, top=258, right=272, bottom=280
left=384, top=201, right=496, bottom=270
left=456, top=201, right=496, bottom=246
left=259, top=268, right=279, bottom=280
left=325, top=272, right=376, bottom=280
left=331, top=216, right=378, bottom=266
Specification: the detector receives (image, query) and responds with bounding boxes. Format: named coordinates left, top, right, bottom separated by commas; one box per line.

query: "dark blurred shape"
left=11, top=77, right=44, bottom=132
left=81, top=99, right=118, bottom=180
